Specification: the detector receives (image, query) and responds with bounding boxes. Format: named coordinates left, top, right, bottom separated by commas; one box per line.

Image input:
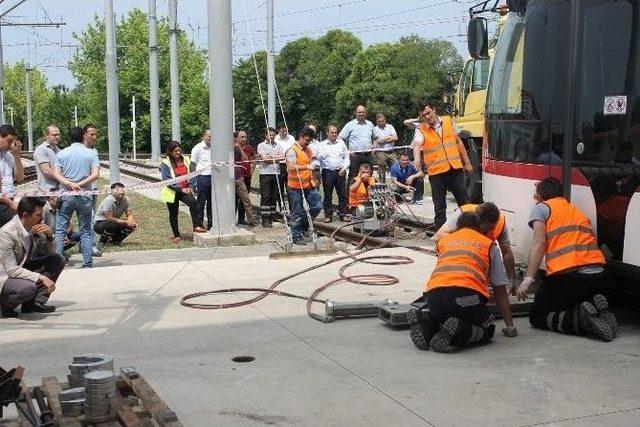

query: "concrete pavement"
left=1, top=247, right=639, bottom=426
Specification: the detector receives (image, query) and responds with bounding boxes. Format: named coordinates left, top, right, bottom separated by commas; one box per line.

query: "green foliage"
left=3, top=62, right=57, bottom=146
left=334, top=35, right=463, bottom=139
left=69, top=8, right=208, bottom=153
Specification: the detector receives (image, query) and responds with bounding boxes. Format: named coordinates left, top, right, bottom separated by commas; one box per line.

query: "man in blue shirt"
left=53, top=126, right=100, bottom=268
left=390, top=154, right=424, bottom=204
left=339, top=105, right=375, bottom=184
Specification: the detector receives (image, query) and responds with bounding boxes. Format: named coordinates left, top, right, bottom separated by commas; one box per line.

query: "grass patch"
left=88, top=179, right=196, bottom=253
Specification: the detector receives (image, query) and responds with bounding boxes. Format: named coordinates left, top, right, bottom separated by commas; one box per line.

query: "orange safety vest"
left=543, top=197, right=605, bottom=275
left=460, top=204, right=506, bottom=241
left=419, top=116, right=463, bottom=176
left=426, top=228, right=492, bottom=299
left=349, top=177, right=376, bottom=208
left=287, top=143, right=317, bottom=190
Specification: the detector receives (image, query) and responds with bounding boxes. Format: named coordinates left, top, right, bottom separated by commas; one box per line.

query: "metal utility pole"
left=73, top=105, right=78, bottom=126
left=0, top=26, right=4, bottom=124
left=208, top=0, right=235, bottom=234
left=266, top=0, right=276, bottom=127
left=131, top=95, right=137, bottom=160
left=168, top=0, right=181, bottom=142
left=105, top=0, right=120, bottom=183
left=148, top=0, right=161, bottom=161
left=25, top=66, right=33, bottom=151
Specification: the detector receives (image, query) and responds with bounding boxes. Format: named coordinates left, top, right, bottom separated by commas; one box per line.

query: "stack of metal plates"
left=68, top=354, right=114, bottom=387
left=59, top=387, right=86, bottom=417
left=84, top=370, right=116, bottom=422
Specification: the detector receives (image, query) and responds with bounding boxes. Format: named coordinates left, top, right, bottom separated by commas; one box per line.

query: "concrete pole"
left=132, top=95, right=137, bottom=160
left=148, top=0, right=161, bottom=161
left=266, top=0, right=276, bottom=127
left=168, top=0, right=181, bottom=142
left=0, top=26, right=5, bottom=124
left=208, top=0, right=236, bottom=234
left=8, top=106, right=13, bottom=126
left=105, top=0, right=121, bottom=183
left=74, top=105, right=78, bottom=126
left=25, top=66, right=33, bottom=151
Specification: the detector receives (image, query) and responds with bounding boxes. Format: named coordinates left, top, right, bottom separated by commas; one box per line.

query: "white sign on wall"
left=604, top=95, right=627, bottom=115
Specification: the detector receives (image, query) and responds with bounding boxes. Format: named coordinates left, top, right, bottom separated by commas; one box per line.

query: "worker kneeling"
left=408, top=211, right=515, bottom=353
left=517, top=177, right=616, bottom=342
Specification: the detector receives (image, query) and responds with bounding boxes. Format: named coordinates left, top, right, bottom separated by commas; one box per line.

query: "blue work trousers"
left=288, top=187, right=322, bottom=239
left=56, top=195, right=94, bottom=267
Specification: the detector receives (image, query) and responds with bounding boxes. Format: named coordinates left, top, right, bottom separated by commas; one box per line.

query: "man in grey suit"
left=0, top=198, right=65, bottom=318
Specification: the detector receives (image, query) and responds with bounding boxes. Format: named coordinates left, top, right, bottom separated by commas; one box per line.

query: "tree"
left=276, top=30, right=362, bottom=133
left=335, top=35, right=463, bottom=140
left=232, top=30, right=362, bottom=141
left=232, top=51, right=268, bottom=141
left=69, top=8, right=208, bottom=153
left=3, top=62, right=52, bottom=145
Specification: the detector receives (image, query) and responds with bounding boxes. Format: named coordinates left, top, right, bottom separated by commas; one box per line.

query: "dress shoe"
left=193, top=226, right=207, bottom=233
left=1, top=308, right=19, bottom=318
left=21, top=302, right=56, bottom=313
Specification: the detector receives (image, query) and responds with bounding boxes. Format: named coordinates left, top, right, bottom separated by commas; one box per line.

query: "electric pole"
left=266, top=0, right=276, bottom=127
left=208, top=0, right=235, bottom=234
left=168, top=0, right=181, bottom=142
left=0, top=27, right=5, bottom=124
left=131, top=95, right=137, bottom=160
left=105, top=0, right=121, bottom=183
left=74, top=105, right=78, bottom=126
left=25, top=66, right=33, bottom=151
left=148, top=0, right=161, bottom=161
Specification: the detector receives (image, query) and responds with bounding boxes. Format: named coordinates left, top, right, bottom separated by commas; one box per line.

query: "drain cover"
left=231, top=355, right=255, bottom=363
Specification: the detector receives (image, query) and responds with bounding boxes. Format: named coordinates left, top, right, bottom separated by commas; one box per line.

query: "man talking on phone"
left=0, top=125, right=25, bottom=228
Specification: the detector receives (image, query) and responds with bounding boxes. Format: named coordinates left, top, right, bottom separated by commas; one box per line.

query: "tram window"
left=485, top=1, right=571, bottom=164
left=574, top=0, right=640, bottom=169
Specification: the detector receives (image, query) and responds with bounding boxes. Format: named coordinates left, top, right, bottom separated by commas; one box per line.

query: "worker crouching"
left=408, top=212, right=516, bottom=353
left=348, top=163, right=376, bottom=214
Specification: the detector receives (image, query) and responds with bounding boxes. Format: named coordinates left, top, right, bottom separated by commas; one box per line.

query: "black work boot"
left=407, top=307, right=435, bottom=351
left=430, top=317, right=463, bottom=353
left=578, top=302, right=613, bottom=342
left=592, top=294, right=617, bottom=338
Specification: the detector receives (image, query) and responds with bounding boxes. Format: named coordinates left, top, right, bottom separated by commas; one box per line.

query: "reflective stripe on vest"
left=287, top=144, right=316, bottom=190
left=349, top=177, right=376, bottom=208
left=543, top=197, right=605, bottom=275
left=426, top=228, right=492, bottom=298
left=420, top=116, right=463, bottom=176
left=460, top=204, right=506, bottom=241
left=160, top=155, right=191, bottom=204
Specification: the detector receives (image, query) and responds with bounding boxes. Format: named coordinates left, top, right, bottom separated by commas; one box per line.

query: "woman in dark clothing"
left=159, top=141, right=207, bottom=243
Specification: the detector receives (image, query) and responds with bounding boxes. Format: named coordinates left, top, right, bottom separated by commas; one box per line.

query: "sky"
left=0, top=0, right=475, bottom=87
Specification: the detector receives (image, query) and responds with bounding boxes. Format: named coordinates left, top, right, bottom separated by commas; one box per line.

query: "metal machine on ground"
left=352, top=183, right=396, bottom=236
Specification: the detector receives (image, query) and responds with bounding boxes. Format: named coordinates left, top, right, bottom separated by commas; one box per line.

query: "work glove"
left=516, top=276, right=535, bottom=301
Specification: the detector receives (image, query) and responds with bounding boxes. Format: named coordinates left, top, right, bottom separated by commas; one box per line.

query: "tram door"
left=573, top=0, right=640, bottom=262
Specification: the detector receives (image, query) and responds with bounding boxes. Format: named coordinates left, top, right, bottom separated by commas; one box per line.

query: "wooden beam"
left=41, top=376, right=82, bottom=427
left=120, top=374, right=182, bottom=427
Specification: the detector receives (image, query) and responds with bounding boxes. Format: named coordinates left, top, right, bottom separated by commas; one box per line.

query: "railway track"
left=100, top=162, right=161, bottom=183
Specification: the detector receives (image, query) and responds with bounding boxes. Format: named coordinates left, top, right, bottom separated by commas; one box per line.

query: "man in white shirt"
left=274, top=123, right=295, bottom=212
left=0, top=125, right=24, bottom=228
left=372, top=113, right=398, bottom=182
left=191, top=129, right=213, bottom=229
left=257, top=127, right=283, bottom=227
left=339, top=105, right=375, bottom=183
left=316, top=125, right=350, bottom=222
left=33, top=125, right=61, bottom=192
